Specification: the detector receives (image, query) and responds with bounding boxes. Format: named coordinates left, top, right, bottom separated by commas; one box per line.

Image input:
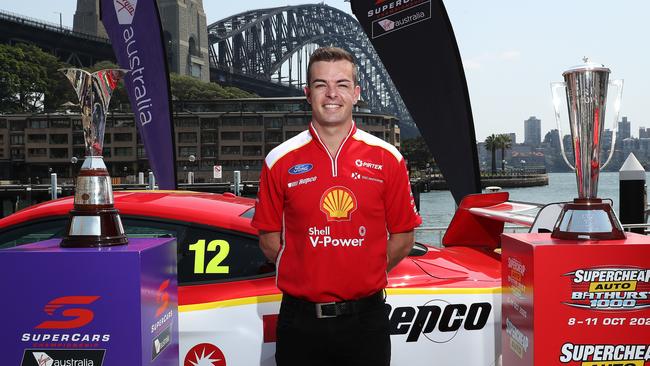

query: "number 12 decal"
left=188, top=239, right=230, bottom=274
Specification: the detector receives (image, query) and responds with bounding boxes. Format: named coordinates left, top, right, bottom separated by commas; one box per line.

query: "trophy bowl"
left=60, top=68, right=129, bottom=247
left=550, top=58, right=625, bottom=240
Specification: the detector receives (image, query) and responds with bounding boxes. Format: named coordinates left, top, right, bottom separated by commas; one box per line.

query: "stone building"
left=73, top=0, right=211, bottom=81
left=0, top=98, right=400, bottom=183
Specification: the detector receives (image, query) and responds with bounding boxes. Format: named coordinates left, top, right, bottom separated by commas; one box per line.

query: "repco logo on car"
left=387, top=301, right=492, bottom=342
left=36, top=296, right=100, bottom=329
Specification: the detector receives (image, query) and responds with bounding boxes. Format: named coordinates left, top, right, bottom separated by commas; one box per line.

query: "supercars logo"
left=155, top=279, right=170, bottom=318
left=35, top=296, right=100, bottom=329
left=320, top=186, right=357, bottom=221
left=114, top=0, right=137, bottom=25
left=563, top=267, right=650, bottom=310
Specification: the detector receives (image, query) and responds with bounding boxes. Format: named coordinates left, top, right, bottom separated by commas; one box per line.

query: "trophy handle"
left=551, top=81, right=575, bottom=170
left=600, top=79, right=624, bottom=169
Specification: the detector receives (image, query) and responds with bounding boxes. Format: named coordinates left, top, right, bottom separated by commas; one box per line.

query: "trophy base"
left=61, top=207, right=128, bottom=247
left=551, top=198, right=626, bottom=241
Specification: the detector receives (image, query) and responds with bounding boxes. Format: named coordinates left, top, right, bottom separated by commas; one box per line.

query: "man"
left=252, top=46, right=421, bottom=366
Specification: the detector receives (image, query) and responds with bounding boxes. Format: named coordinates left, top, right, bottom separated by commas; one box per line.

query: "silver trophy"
left=60, top=68, right=129, bottom=247
left=550, top=58, right=625, bottom=240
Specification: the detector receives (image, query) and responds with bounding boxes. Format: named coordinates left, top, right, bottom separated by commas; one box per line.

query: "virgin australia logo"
left=288, top=163, right=313, bottom=175
left=114, top=0, right=138, bottom=25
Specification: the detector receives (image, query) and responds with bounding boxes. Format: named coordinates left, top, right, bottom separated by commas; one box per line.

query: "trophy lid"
left=563, top=57, right=610, bottom=76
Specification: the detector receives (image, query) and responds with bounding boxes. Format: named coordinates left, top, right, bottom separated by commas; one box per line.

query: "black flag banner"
left=350, top=0, right=481, bottom=204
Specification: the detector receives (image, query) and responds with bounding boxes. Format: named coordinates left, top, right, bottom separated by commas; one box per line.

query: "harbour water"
left=416, top=172, right=648, bottom=244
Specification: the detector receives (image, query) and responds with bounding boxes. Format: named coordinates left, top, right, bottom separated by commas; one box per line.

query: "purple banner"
left=100, top=0, right=177, bottom=189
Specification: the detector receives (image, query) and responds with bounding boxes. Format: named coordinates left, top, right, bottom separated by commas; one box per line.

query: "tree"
left=401, top=136, right=434, bottom=173
left=484, top=134, right=498, bottom=174
left=169, top=73, right=256, bottom=100
left=497, top=134, right=512, bottom=171
left=0, top=43, right=72, bottom=112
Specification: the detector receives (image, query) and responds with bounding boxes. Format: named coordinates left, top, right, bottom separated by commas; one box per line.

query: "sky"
left=4, top=0, right=650, bottom=142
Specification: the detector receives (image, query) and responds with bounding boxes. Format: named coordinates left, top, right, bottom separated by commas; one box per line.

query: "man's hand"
left=259, top=230, right=282, bottom=262
left=387, top=231, right=415, bottom=272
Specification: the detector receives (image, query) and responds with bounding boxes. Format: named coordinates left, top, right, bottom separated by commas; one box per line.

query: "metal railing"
left=0, top=9, right=111, bottom=44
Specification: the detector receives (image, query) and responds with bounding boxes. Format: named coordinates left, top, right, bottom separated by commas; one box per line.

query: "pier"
left=411, top=172, right=549, bottom=192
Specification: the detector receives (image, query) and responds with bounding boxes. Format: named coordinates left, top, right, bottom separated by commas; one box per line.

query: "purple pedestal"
left=0, top=238, right=178, bottom=366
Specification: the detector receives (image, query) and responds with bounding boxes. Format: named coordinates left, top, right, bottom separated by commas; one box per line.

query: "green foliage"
left=485, top=134, right=498, bottom=174
left=484, top=134, right=512, bottom=172
left=496, top=134, right=512, bottom=171
left=401, top=136, right=434, bottom=172
left=169, top=73, right=256, bottom=100
left=0, top=42, right=257, bottom=114
left=0, top=43, right=73, bottom=112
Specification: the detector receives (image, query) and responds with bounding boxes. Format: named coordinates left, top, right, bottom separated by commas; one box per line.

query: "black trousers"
left=275, top=294, right=391, bottom=366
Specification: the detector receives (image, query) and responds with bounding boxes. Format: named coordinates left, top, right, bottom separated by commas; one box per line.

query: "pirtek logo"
left=320, top=186, right=357, bottom=221
left=35, top=296, right=100, bottom=329
left=114, top=0, right=138, bottom=25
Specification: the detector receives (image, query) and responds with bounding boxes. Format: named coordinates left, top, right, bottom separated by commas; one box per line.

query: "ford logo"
left=288, top=163, right=313, bottom=175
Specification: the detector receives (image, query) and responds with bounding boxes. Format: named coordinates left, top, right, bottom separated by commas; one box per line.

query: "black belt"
left=282, top=290, right=385, bottom=319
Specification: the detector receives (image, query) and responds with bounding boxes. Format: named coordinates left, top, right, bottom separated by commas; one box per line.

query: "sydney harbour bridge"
left=0, top=4, right=412, bottom=125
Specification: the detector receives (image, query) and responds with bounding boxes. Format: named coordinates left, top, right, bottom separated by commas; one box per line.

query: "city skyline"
left=5, top=1, right=650, bottom=142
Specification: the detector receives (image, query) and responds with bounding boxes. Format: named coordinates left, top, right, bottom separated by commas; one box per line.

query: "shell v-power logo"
left=320, top=186, right=357, bottom=221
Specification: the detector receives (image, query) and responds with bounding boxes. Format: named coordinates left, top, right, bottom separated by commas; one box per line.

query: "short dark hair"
left=307, top=47, right=358, bottom=85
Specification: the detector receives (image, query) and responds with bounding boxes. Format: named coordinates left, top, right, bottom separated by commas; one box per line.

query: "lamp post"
left=53, top=11, right=62, bottom=29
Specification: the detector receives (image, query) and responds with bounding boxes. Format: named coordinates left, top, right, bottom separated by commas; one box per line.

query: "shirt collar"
left=308, top=121, right=357, bottom=143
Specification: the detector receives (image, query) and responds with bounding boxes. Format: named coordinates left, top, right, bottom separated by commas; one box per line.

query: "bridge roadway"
left=0, top=9, right=114, bottom=68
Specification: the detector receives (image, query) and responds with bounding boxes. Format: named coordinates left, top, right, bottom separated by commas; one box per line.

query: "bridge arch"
left=207, top=4, right=411, bottom=123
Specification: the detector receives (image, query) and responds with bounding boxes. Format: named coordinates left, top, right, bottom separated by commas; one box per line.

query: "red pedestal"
left=502, top=233, right=650, bottom=366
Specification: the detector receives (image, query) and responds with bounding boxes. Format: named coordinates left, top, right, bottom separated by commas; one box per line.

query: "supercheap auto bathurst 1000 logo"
left=563, top=267, right=650, bottom=310
left=559, top=343, right=650, bottom=366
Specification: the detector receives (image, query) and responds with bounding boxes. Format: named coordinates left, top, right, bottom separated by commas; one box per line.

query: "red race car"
left=0, top=190, right=508, bottom=366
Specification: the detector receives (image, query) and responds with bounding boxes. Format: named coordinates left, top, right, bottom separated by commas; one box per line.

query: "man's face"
left=305, top=60, right=360, bottom=127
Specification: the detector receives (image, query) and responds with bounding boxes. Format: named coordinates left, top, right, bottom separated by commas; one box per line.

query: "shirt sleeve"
left=384, top=156, right=422, bottom=233
left=251, top=161, right=284, bottom=232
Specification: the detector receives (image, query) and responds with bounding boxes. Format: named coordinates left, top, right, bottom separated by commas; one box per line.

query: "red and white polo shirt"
left=252, top=122, right=421, bottom=302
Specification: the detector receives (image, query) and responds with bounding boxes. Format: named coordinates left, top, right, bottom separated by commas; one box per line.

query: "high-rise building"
left=618, top=116, right=631, bottom=140
left=543, top=129, right=560, bottom=150
left=524, top=116, right=541, bottom=146
left=508, top=133, right=516, bottom=145
left=639, top=127, right=650, bottom=139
